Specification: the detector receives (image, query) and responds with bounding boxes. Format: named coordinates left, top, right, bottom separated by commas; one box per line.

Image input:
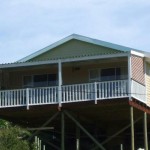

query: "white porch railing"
left=0, top=80, right=129, bottom=108
left=28, top=86, right=58, bottom=105
left=131, top=80, right=146, bottom=102
left=0, top=89, right=26, bottom=107
left=61, top=80, right=128, bottom=103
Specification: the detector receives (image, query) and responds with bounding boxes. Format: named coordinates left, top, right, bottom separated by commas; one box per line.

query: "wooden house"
left=0, top=34, right=150, bottom=150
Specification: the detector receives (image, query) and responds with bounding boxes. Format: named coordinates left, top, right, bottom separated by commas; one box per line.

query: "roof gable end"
left=18, top=34, right=132, bottom=62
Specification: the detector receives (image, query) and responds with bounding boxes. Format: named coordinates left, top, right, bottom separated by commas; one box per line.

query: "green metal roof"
left=18, top=34, right=130, bottom=62
left=1, top=34, right=149, bottom=69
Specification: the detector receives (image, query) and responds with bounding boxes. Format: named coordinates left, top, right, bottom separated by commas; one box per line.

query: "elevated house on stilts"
left=0, top=34, right=150, bottom=150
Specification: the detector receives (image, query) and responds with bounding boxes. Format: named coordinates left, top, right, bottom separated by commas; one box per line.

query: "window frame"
left=89, top=66, right=128, bottom=82
left=23, top=73, right=58, bottom=88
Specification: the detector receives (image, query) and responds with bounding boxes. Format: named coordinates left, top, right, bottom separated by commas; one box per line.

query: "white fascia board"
left=0, top=53, right=128, bottom=69
left=73, top=34, right=132, bottom=51
left=131, top=50, right=144, bottom=57
left=18, top=35, right=75, bottom=62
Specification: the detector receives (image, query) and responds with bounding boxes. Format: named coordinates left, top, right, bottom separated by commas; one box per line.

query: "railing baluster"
left=54, top=87, right=56, bottom=103
left=50, top=88, right=52, bottom=103
left=83, top=85, right=85, bottom=100
left=69, top=86, right=71, bottom=101
left=85, top=84, right=87, bottom=100
left=72, top=86, right=74, bottom=101
left=75, top=85, right=77, bottom=100
left=26, top=88, right=29, bottom=110
left=2, top=92, right=3, bottom=106
left=48, top=88, right=50, bottom=103
left=81, top=85, right=83, bottom=100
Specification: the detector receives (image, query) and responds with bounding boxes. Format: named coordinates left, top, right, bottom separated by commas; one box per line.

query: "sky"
left=0, top=0, right=150, bottom=63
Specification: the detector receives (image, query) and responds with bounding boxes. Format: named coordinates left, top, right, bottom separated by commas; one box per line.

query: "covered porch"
left=0, top=55, right=146, bottom=109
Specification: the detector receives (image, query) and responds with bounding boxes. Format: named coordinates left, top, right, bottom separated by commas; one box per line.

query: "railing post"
left=26, top=88, right=29, bottom=110
left=94, top=82, right=97, bottom=104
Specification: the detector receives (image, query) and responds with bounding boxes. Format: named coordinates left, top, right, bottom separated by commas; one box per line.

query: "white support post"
left=58, top=60, right=62, bottom=108
left=26, top=88, right=29, bottom=110
left=144, top=61, right=147, bottom=102
left=43, top=145, right=45, bottom=150
left=128, top=53, right=132, bottom=100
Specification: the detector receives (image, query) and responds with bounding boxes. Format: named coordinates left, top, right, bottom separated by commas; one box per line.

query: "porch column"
left=130, top=106, right=135, bottom=150
left=58, top=60, right=62, bottom=107
left=128, top=53, right=132, bottom=100
left=144, top=112, right=148, bottom=150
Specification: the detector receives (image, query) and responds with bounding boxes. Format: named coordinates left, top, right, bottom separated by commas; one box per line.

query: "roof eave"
left=0, top=53, right=129, bottom=69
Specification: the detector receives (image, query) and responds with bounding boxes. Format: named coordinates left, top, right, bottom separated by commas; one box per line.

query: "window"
left=48, top=74, right=58, bottom=86
left=89, top=69, right=99, bottom=82
left=23, top=76, right=33, bottom=87
left=89, top=67, right=127, bottom=82
left=101, top=68, right=121, bottom=81
left=23, top=74, right=57, bottom=87
left=34, top=74, right=48, bottom=87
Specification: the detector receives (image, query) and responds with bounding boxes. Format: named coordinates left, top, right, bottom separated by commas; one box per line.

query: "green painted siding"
left=29, top=39, right=125, bottom=61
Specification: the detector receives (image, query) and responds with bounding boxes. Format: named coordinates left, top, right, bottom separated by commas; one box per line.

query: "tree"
left=0, top=119, right=35, bottom=150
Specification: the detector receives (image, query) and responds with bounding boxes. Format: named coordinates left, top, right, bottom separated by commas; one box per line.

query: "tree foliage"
left=0, top=119, right=35, bottom=150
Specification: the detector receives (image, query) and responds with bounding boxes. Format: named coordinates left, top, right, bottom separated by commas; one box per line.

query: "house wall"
left=7, top=59, right=128, bottom=89
left=0, top=71, right=9, bottom=89
left=145, top=62, right=150, bottom=106
left=63, top=60, right=128, bottom=85
left=131, top=55, right=145, bottom=85
left=8, top=67, right=58, bottom=89
left=0, top=70, right=2, bottom=89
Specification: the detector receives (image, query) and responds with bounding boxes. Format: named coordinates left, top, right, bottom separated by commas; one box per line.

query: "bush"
left=0, top=119, right=35, bottom=150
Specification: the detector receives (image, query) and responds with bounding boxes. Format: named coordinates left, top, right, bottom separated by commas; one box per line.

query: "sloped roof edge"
left=18, top=34, right=134, bottom=62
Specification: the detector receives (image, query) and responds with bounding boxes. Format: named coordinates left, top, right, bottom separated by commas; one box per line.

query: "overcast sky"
left=0, top=0, right=150, bottom=63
